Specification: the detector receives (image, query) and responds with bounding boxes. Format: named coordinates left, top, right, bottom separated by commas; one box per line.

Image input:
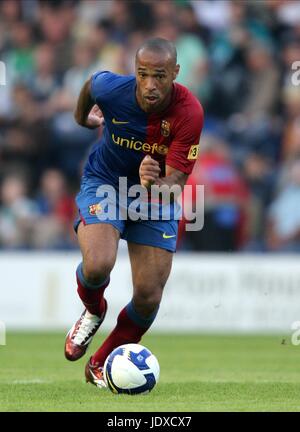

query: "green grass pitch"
left=1, top=332, right=300, bottom=412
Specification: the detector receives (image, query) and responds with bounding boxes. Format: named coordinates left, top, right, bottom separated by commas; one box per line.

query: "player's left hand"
left=139, top=155, right=161, bottom=188
left=86, top=104, right=104, bottom=128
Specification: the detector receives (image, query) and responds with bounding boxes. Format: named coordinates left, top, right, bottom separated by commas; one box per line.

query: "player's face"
left=135, top=50, right=179, bottom=113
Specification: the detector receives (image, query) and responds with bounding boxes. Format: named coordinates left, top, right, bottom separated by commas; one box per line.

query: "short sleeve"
left=90, top=71, right=117, bottom=105
left=166, top=103, right=204, bottom=175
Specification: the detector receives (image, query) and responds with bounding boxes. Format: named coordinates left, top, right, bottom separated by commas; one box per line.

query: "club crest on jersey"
left=161, top=120, right=170, bottom=137
left=89, top=203, right=102, bottom=216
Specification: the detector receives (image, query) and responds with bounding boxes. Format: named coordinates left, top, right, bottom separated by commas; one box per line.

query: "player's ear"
left=173, top=64, right=180, bottom=80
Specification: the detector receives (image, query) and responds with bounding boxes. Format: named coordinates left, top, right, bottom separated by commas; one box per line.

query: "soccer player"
left=64, top=38, right=204, bottom=388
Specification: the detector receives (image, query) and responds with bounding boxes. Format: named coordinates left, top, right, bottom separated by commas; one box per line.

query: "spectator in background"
left=207, top=0, right=274, bottom=119
left=3, top=83, right=53, bottom=176
left=0, top=174, right=38, bottom=249
left=281, top=36, right=300, bottom=93
left=266, top=159, right=300, bottom=252
left=153, top=19, right=209, bottom=101
left=28, top=42, right=60, bottom=101
left=281, top=86, right=300, bottom=162
left=10, top=83, right=41, bottom=124
left=48, top=40, right=100, bottom=177
left=191, top=0, right=231, bottom=32
left=52, top=40, right=101, bottom=112
left=33, top=169, right=76, bottom=249
left=0, top=0, right=23, bottom=118
left=0, top=0, right=21, bottom=23
left=107, top=0, right=131, bottom=43
left=179, top=134, right=250, bottom=252
left=38, top=0, right=76, bottom=75
left=210, top=0, right=272, bottom=70
left=241, top=152, right=276, bottom=251
left=177, top=3, right=211, bottom=46
left=0, top=126, right=40, bottom=183
left=4, top=21, right=35, bottom=84
left=0, top=0, right=22, bottom=52
left=85, top=20, right=127, bottom=74
left=224, top=40, right=281, bottom=163
left=275, top=0, right=300, bottom=28
left=242, top=41, right=280, bottom=119
left=115, top=1, right=156, bottom=73
left=74, top=0, right=113, bottom=38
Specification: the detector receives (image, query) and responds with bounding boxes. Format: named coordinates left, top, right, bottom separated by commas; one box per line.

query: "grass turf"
left=0, top=332, right=300, bottom=412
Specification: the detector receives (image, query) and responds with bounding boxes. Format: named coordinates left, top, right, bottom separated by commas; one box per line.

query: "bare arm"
left=139, top=155, right=188, bottom=190
left=74, top=78, right=103, bottom=129
left=156, top=164, right=188, bottom=190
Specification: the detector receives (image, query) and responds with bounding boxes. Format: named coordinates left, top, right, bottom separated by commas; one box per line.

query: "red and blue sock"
left=76, top=262, right=109, bottom=318
left=91, top=300, right=159, bottom=366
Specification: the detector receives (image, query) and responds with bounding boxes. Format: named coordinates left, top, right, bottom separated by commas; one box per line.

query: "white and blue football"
left=103, top=343, right=160, bottom=395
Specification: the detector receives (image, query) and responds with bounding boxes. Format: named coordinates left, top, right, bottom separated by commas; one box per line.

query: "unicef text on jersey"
left=94, top=178, right=204, bottom=232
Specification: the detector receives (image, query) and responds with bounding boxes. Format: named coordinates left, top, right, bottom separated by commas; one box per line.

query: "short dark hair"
left=136, top=38, right=177, bottom=65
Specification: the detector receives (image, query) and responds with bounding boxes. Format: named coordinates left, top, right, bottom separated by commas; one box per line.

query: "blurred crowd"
left=0, top=0, right=300, bottom=252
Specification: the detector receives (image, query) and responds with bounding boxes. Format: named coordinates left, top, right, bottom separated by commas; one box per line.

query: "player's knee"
left=133, top=295, right=161, bottom=316
left=133, top=284, right=163, bottom=312
left=83, top=255, right=114, bottom=285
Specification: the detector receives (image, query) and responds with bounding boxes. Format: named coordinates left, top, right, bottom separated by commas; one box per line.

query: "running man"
left=65, top=38, right=204, bottom=388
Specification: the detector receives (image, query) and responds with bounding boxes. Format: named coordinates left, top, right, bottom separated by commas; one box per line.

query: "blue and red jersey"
left=84, top=71, right=204, bottom=188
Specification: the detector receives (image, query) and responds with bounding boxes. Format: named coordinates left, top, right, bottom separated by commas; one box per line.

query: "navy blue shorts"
left=74, top=176, right=179, bottom=253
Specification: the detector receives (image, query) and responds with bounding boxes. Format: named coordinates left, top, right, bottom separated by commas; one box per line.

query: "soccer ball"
left=103, top=343, right=160, bottom=395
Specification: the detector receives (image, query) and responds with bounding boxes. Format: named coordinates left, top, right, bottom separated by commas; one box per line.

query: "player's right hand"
left=139, top=155, right=161, bottom=189
left=86, top=105, right=104, bottom=128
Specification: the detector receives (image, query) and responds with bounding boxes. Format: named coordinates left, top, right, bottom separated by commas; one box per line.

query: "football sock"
left=76, top=262, right=109, bottom=318
left=91, top=300, right=159, bottom=366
